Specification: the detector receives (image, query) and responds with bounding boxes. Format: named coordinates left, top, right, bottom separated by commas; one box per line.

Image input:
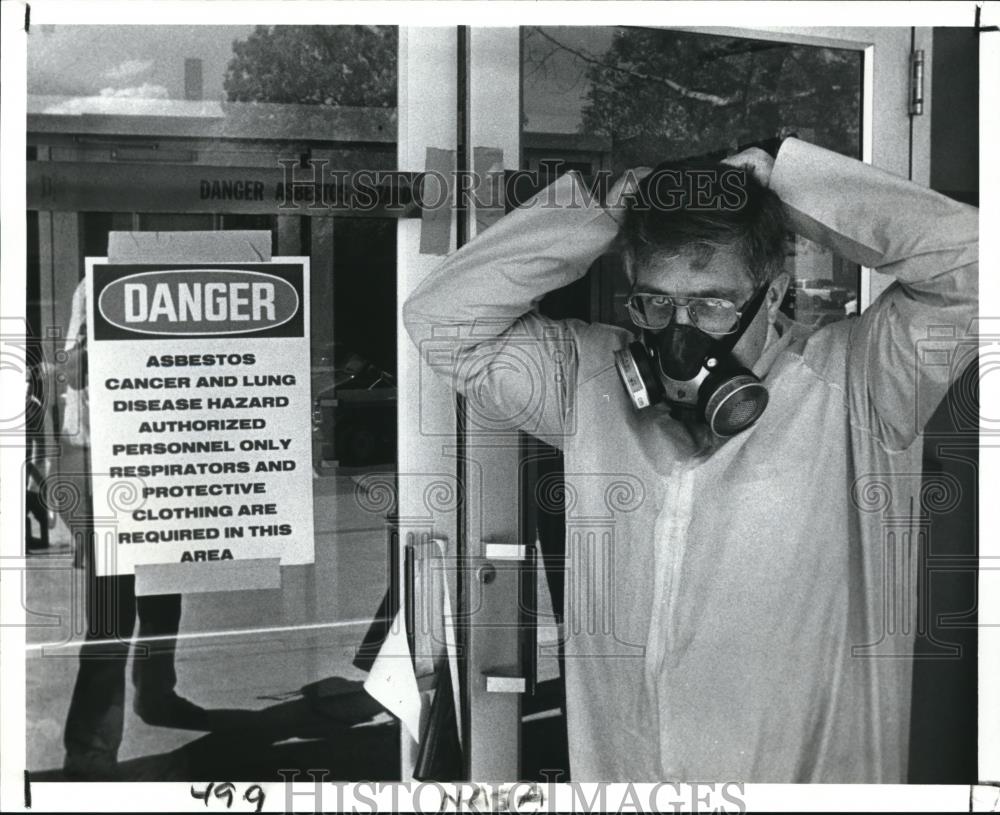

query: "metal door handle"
left=479, top=538, right=537, bottom=695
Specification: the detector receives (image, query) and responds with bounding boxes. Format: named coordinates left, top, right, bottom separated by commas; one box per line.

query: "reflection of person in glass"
left=403, top=139, right=978, bottom=781
left=58, top=280, right=208, bottom=779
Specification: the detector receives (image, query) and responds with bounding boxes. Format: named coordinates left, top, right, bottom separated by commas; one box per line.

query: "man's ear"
left=766, top=272, right=791, bottom=323
left=621, top=246, right=636, bottom=287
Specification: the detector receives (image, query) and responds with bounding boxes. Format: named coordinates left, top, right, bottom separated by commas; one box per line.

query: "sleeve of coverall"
left=768, top=138, right=979, bottom=451
left=402, top=171, right=621, bottom=448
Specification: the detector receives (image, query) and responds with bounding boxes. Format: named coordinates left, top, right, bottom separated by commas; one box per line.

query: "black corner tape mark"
left=24, top=3, right=31, bottom=33
left=976, top=4, right=1000, bottom=32
left=24, top=769, right=32, bottom=808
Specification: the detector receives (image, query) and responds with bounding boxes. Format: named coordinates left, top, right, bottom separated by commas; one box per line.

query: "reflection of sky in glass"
left=28, top=25, right=255, bottom=101
left=521, top=27, right=614, bottom=133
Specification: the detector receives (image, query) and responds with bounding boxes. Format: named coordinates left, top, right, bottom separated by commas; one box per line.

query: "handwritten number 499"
left=191, top=782, right=265, bottom=812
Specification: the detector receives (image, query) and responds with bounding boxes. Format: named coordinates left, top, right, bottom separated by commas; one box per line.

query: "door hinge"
left=909, top=49, right=925, bottom=116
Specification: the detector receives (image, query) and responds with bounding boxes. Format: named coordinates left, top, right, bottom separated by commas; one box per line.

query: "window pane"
left=27, top=25, right=399, bottom=782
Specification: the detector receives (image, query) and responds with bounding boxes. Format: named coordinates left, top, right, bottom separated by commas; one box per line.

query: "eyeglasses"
left=625, top=290, right=754, bottom=334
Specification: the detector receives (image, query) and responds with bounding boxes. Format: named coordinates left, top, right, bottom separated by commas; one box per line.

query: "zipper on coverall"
left=643, top=462, right=696, bottom=770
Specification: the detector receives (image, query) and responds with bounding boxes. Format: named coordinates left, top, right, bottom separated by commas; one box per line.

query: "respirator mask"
left=614, top=282, right=770, bottom=437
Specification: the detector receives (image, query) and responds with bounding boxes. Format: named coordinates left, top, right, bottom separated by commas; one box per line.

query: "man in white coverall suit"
left=402, top=138, right=978, bottom=782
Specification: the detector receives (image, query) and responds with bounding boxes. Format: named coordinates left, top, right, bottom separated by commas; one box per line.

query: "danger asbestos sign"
left=85, top=259, right=315, bottom=579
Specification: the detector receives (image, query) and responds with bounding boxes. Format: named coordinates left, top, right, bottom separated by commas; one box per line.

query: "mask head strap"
left=716, top=281, right=771, bottom=353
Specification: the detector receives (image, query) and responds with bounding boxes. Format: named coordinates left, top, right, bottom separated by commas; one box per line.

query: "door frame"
left=396, top=26, right=461, bottom=779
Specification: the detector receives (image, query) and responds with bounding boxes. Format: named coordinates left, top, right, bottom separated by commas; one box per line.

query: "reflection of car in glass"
left=794, top=278, right=852, bottom=310
left=311, top=343, right=396, bottom=470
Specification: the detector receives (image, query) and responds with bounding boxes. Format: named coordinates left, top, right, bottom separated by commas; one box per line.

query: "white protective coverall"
left=402, top=139, right=979, bottom=782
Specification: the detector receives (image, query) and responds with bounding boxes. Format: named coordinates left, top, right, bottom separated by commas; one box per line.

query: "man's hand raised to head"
left=722, top=146, right=774, bottom=188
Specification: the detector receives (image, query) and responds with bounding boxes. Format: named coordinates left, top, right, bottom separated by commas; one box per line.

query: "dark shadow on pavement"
left=32, top=677, right=401, bottom=782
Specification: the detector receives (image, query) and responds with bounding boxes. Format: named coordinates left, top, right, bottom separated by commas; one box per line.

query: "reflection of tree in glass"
left=525, top=27, right=860, bottom=170
left=224, top=26, right=397, bottom=107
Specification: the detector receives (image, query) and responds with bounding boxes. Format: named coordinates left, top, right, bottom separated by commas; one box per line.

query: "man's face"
left=631, top=244, right=787, bottom=369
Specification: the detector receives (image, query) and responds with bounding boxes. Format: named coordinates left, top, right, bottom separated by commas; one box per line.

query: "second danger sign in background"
left=85, top=260, right=314, bottom=577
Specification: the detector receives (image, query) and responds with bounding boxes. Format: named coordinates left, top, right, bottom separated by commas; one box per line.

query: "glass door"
left=459, top=25, right=922, bottom=781
left=25, top=23, right=413, bottom=783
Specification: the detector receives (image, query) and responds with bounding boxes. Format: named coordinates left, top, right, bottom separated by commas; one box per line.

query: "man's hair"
left=621, top=160, right=790, bottom=287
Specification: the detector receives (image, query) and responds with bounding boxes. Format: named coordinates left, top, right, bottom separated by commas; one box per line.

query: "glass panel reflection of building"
left=26, top=25, right=401, bottom=782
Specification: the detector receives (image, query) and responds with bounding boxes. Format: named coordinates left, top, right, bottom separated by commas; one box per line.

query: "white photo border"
left=2, top=1, right=995, bottom=812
